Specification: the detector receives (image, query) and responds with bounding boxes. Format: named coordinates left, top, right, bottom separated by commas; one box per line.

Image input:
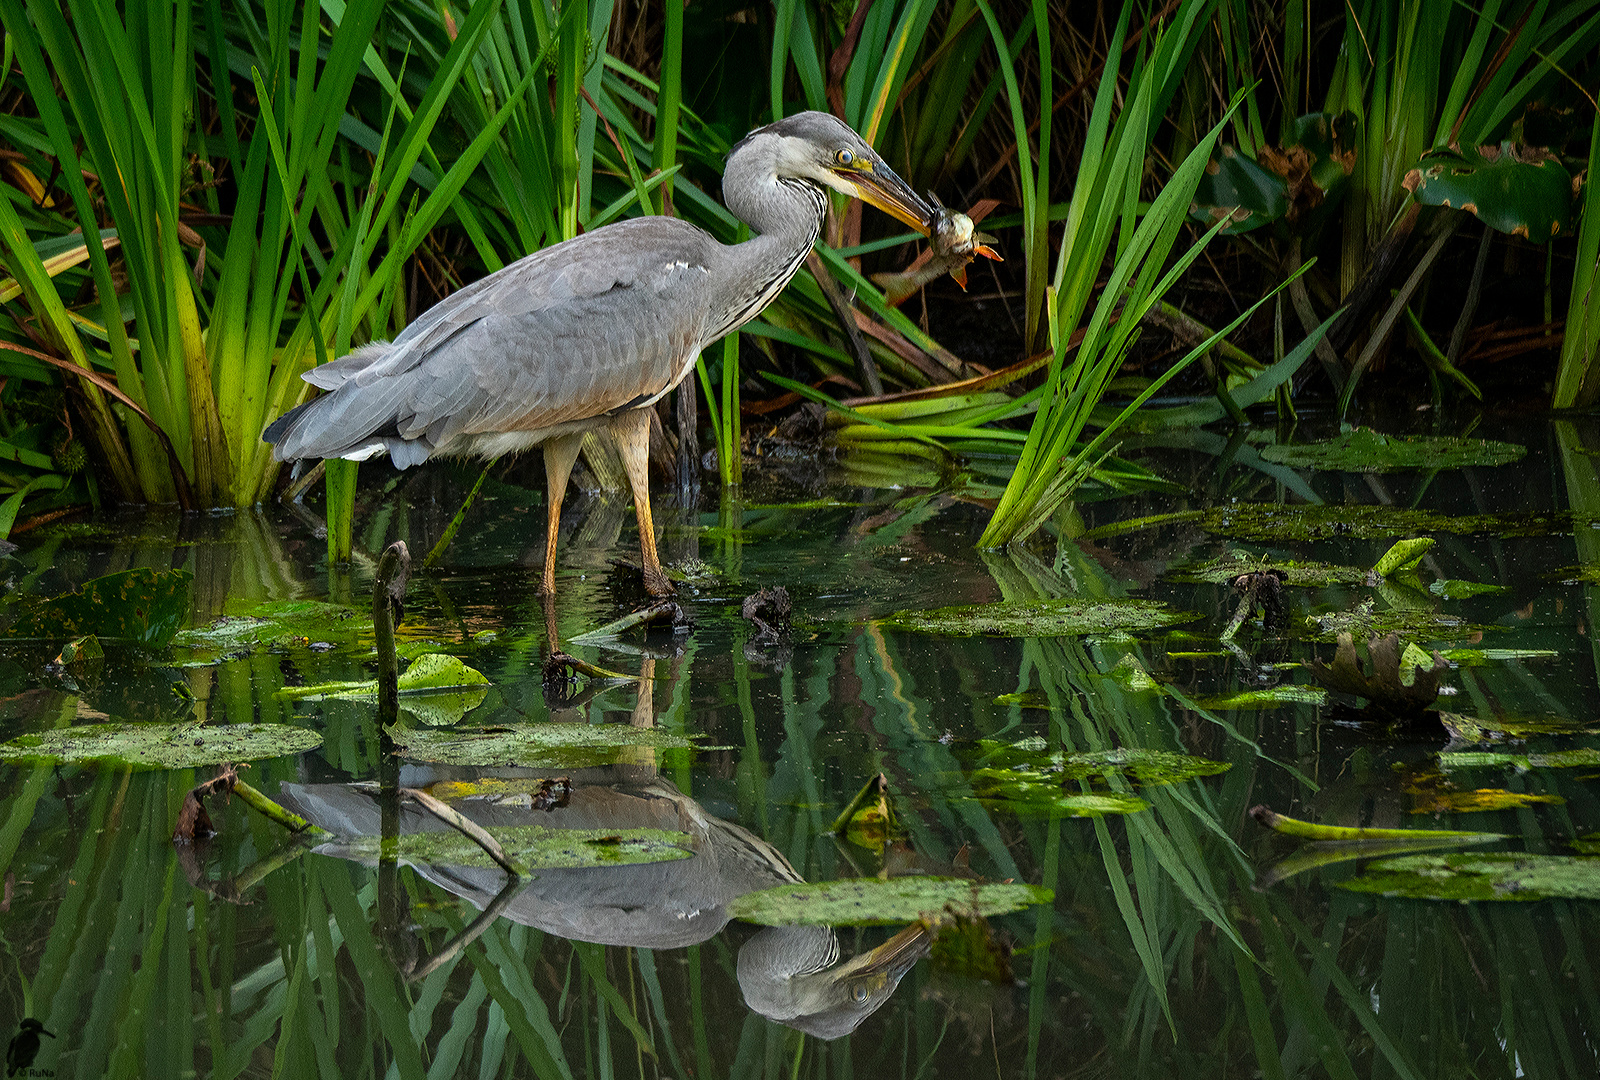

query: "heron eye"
left=851, top=984, right=869, bottom=1003
left=835, top=148, right=854, bottom=166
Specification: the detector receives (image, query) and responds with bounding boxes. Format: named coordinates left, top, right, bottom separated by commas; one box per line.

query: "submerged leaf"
left=729, top=877, right=1052, bottom=926
left=0, top=721, right=321, bottom=769
left=1342, top=853, right=1600, bottom=901
left=881, top=598, right=1197, bottom=637
left=5, top=568, right=192, bottom=646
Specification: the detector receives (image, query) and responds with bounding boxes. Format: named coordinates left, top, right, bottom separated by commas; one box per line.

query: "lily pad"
left=882, top=598, right=1197, bottom=637
left=728, top=877, right=1053, bottom=927
left=1437, top=711, right=1591, bottom=741
left=172, top=599, right=368, bottom=655
left=1341, top=853, right=1600, bottom=901
left=1194, top=504, right=1573, bottom=541
left=1193, top=685, right=1328, bottom=709
left=970, top=783, right=1149, bottom=818
left=1307, top=604, right=1476, bottom=642
left=388, top=723, right=695, bottom=768
left=1259, top=430, right=1525, bottom=472
left=328, top=826, right=693, bottom=870
left=1168, top=552, right=1368, bottom=587
left=977, top=743, right=1231, bottom=785
left=0, top=721, right=321, bottom=769
left=1372, top=537, right=1434, bottom=576
left=1439, top=748, right=1600, bottom=771
left=1405, top=143, right=1575, bottom=242
left=4, top=568, right=192, bottom=646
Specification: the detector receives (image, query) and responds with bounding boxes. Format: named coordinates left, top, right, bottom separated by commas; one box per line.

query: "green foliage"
left=1406, top=143, right=1576, bottom=242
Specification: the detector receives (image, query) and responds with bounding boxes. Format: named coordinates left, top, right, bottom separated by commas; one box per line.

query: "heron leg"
left=611, top=407, right=674, bottom=596
left=539, top=434, right=584, bottom=596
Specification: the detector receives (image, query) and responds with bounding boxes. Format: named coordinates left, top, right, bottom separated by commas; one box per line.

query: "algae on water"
left=389, top=722, right=695, bottom=768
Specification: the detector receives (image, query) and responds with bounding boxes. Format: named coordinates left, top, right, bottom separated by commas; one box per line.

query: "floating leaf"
left=1439, top=748, right=1600, bottom=771
left=4, top=568, right=192, bottom=646
left=1192, top=504, right=1574, bottom=541
left=977, top=743, right=1231, bottom=785
left=881, top=598, right=1197, bottom=637
left=1405, top=143, right=1574, bottom=242
left=1372, top=537, right=1435, bottom=576
left=172, top=599, right=367, bottom=655
left=1308, top=603, right=1476, bottom=642
left=1259, top=430, right=1526, bottom=472
left=0, top=722, right=321, bottom=769
left=388, top=723, right=695, bottom=768
left=1433, top=582, right=1504, bottom=598
left=970, top=781, right=1149, bottom=818
left=327, top=826, right=693, bottom=870
left=1409, top=788, right=1564, bottom=814
left=1168, top=552, right=1368, bottom=587
left=1342, top=853, right=1600, bottom=901
left=1193, top=685, right=1327, bottom=710
left=1256, top=835, right=1497, bottom=890
left=728, top=877, right=1052, bottom=927
left=1438, top=711, right=1592, bottom=742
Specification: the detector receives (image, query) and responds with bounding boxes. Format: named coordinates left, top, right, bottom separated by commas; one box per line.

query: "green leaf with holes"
left=1405, top=144, right=1575, bottom=243
left=4, top=568, right=192, bottom=646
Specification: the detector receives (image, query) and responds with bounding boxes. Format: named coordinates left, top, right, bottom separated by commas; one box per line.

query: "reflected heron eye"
left=835, top=148, right=854, bottom=166
left=850, top=983, right=869, bottom=1003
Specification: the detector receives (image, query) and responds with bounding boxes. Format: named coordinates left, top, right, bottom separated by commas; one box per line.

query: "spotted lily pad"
left=1307, top=604, right=1476, bottom=642
left=1195, top=504, right=1572, bottom=541
left=1341, top=853, right=1600, bottom=901
left=4, top=568, right=192, bottom=646
left=977, top=742, right=1231, bottom=785
left=388, top=723, right=695, bottom=768
left=728, top=877, right=1053, bottom=927
left=882, top=599, right=1197, bottom=637
left=327, top=826, right=693, bottom=870
left=0, top=721, right=321, bottom=769
left=1259, top=430, right=1525, bottom=472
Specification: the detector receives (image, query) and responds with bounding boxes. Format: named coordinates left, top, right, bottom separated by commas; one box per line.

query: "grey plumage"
left=263, top=111, right=933, bottom=596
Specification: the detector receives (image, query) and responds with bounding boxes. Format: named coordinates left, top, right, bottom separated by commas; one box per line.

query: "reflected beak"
left=838, top=162, right=935, bottom=236
left=844, top=920, right=931, bottom=977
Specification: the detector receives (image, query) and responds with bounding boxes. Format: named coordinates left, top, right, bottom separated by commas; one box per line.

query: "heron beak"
left=842, top=921, right=931, bottom=977
left=839, top=162, right=935, bottom=236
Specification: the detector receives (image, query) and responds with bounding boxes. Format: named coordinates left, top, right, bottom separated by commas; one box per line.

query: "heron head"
left=736, top=112, right=934, bottom=235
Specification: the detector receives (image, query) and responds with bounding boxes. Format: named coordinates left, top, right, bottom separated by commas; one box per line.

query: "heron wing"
left=276, top=218, right=718, bottom=462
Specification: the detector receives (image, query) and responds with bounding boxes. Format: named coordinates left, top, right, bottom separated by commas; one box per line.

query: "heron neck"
left=709, top=176, right=826, bottom=341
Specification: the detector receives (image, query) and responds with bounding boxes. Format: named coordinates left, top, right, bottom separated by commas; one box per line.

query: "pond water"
left=2, top=411, right=1599, bottom=1079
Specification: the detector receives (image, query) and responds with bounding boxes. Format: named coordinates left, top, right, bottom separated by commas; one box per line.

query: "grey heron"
left=263, top=112, right=934, bottom=596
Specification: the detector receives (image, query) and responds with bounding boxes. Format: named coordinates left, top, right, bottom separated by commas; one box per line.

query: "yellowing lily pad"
left=1341, top=853, right=1600, bottom=901
left=329, top=826, right=693, bottom=870
left=728, top=877, right=1053, bottom=926
left=882, top=599, right=1196, bottom=637
left=388, top=723, right=695, bottom=768
left=0, top=721, right=321, bottom=769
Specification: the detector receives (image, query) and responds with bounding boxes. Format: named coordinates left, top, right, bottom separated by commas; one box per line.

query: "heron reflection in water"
left=278, top=765, right=930, bottom=1039
left=264, top=113, right=936, bottom=599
